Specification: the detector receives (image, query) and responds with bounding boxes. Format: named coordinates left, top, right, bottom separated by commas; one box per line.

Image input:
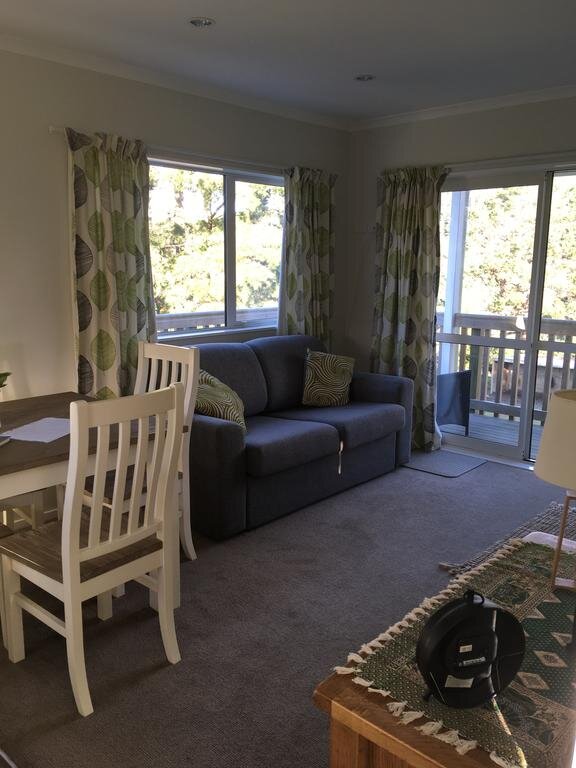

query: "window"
left=148, top=161, right=284, bottom=337
left=436, top=165, right=576, bottom=460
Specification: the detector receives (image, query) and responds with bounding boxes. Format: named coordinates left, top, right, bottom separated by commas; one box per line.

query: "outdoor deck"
left=441, top=413, right=543, bottom=457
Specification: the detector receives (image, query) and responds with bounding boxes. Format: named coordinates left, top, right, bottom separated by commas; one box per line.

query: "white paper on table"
left=0, top=417, right=71, bottom=443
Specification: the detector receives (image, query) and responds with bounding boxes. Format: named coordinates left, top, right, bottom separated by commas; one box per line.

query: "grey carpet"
left=0, top=462, right=560, bottom=768
left=440, top=500, right=576, bottom=574
left=405, top=449, right=486, bottom=477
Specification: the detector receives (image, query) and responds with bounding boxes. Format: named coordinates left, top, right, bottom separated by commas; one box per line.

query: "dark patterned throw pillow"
left=195, top=369, right=246, bottom=431
left=302, top=350, right=355, bottom=407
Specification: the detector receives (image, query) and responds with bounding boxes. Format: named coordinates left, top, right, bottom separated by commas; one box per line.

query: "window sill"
left=157, top=325, right=278, bottom=346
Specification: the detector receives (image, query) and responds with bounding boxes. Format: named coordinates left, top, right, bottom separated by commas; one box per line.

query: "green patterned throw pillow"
left=302, top=350, right=355, bottom=407
left=195, top=370, right=246, bottom=431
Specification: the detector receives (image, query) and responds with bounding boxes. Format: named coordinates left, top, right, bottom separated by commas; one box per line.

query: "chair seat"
left=0, top=514, right=162, bottom=583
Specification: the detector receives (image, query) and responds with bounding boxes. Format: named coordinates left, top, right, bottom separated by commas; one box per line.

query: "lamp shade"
left=534, top=389, right=576, bottom=490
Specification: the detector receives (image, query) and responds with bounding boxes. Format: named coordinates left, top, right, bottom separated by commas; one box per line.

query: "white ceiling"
left=1, top=0, right=576, bottom=128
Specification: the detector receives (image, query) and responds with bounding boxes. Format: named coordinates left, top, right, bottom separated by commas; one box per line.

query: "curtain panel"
left=66, top=128, right=156, bottom=399
left=370, top=166, right=446, bottom=452
left=279, top=167, right=337, bottom=349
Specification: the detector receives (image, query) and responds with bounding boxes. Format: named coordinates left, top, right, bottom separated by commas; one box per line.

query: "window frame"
left=148, top=157, right=285, bottom=342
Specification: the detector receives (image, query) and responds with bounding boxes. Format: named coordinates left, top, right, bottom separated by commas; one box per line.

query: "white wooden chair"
left=134, top=342, right=199, bottom=561
left=2, top=491, right=57, bottom=530
left=82, top=343, right=199, bottom=562
left=0, top=384, right=184, bottom=716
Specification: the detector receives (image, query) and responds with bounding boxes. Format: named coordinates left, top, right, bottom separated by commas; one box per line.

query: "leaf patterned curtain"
left=279, top=167, right=337, bottom=348
left=370, top=166, right=446, bottom=452
left=66, top=129, right=156, bottom=399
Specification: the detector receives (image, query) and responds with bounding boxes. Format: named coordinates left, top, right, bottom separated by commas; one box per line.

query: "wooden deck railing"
left=437, top=312, right=576, bottom=423
left=156, top=306, right=278, bottom=336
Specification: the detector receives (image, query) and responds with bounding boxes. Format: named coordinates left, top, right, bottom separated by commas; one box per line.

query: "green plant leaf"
left=0, top=371, right=11, bottom=388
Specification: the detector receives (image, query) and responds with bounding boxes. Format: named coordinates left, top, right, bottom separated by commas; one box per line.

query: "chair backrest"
left=62, top=384, right=184, bottom=572
left=134, top=342, right=199, bottom=428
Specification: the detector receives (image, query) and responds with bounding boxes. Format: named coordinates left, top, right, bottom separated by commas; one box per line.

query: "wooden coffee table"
left=314, top=673, right=498, bottom=768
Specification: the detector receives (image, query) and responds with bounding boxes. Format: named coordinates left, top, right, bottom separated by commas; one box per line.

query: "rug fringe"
left=400, top=709, right=424, bottom=725
left=417, top=720, right=444, bottom=736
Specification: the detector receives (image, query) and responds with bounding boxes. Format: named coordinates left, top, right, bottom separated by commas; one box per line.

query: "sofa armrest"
left=350, top=373, right=414, bottom=465
left=188, top=414, right=248, bottom=539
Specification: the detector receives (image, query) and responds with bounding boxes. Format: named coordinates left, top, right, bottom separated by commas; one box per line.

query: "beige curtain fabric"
left=279, top=167, right=337, bottom=348
left=66, top=128, right=156, bottom=399
left=370, top=166, right=446, bottom=451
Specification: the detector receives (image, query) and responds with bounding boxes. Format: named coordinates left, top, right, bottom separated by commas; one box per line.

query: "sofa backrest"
left=247, top=335, right=325, bottom=412
left=197, top=343, right=268, bottom=416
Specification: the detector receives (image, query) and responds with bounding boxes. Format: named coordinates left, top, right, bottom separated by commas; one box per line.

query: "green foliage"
left=148, top=167, right=284, bottom=317
left=0, top=372, right=10, bottom=388
left=440, top=181, right=576, bottom=321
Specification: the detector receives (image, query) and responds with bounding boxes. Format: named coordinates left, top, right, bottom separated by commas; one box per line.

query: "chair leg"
left=64, top=598, right=93, bottom=716
left=149, top=573, right=159, bottom=612
left=56, top=484, right=65, bottom=521
left=179, top=494, right=197, bottom=560
left=157, top=561, right=181, bottom=665
left=0, top=558, right=6, bottom=650
left=2, top=556, right=25, bottom=663
left=179, top=475, right=197, bottom=561
left=3, top=508, right=17, bottom=530
left=97, top=591, right=113, bottom=621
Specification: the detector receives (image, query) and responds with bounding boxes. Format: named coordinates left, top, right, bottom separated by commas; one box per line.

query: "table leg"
left=330, top=718, right=417, bottom=768
left=330, top=719, right=369, bottom=768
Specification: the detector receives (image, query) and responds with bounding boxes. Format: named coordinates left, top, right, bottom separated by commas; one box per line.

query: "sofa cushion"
left=195, top=370, right=246, bottom=431
left=271, top=403, right=405, bottom=450
left=247, top=335, right=324, bottom=412
left=244, top=415, right=339, bottom=477
left=198, top=343, right=268, bottom=416
left=302, top=350, right=355, bottom=407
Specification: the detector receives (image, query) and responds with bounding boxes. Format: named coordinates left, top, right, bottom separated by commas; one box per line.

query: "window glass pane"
left=149, top=166, right=225, bottom=330
left=533, top=172, right=576, bottom=457
left=437, top=191, right=452, bottom=314
left=460, top=186, right=538, bottom=317
left=235, top=180, right=284, bottom=325
left=540, top=172, right=576, bottom=325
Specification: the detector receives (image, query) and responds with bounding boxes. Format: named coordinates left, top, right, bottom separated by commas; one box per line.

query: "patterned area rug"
left=440, top=500, right=576, bottom=575
left=336, top=540, right=576, bottom=768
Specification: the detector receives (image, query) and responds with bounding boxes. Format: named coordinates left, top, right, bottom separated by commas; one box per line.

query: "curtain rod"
left=447, top=149, right=576, bottom=175
left=48, top=125, right=285, bottom=176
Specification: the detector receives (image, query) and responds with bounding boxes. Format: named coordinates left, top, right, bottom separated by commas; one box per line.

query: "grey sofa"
left=189, top=334, right=413, bottom=540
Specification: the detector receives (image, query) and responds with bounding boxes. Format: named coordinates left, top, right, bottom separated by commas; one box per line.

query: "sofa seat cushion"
left=270, top=403, right=405, bottom=450
left=244, top=416, right=339, bottom=477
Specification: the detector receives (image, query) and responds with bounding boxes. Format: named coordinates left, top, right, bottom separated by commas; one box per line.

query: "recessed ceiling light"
left=189, top=17, right=216, bottom=28
left=354, top=74, right=375, bottom=82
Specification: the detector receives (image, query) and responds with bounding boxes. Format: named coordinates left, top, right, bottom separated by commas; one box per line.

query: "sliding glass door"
left=437, top=165, right=576, bottom=461
left=528, top=172, right=576, bottom=459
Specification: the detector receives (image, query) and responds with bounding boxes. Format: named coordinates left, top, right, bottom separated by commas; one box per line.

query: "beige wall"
left=3, top=46, right=576, bottom=398
left=345, top=98, right=576, bottom=368
left=0, top=50, right=349, bottom=398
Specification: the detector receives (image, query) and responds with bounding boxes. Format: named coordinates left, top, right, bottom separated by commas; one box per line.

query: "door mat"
left=404, top=449, right=486, bottom=477
left=334, top=540, right=576, bottom=768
